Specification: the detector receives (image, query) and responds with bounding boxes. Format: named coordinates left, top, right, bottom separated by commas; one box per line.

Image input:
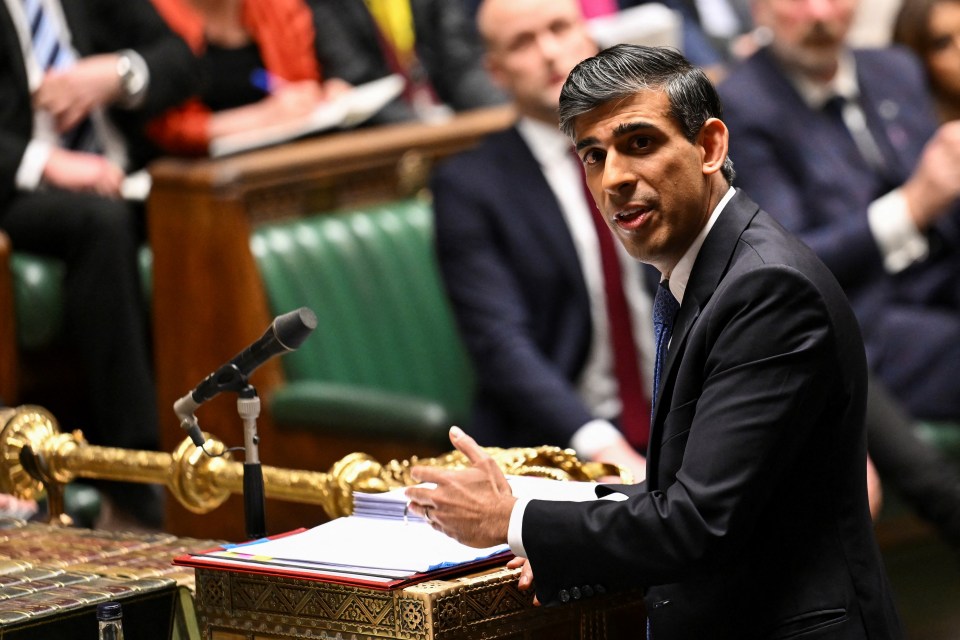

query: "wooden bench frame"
left=148, top=106, right=515, bottom=539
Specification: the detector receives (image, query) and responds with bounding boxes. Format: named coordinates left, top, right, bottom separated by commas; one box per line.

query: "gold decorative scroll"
left=0, top=405, right=626, bottom=523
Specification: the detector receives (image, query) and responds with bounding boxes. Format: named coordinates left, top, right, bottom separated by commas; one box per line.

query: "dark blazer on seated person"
left=719, top=46, right=960, bottom=421
left=431, top=126, right=634, bottom=449
left=521, top=190, right=902, bottom=638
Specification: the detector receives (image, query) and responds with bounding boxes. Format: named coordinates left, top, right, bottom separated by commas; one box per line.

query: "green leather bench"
left=9, top=248, right=152, bottom=354
left=250, top=197, right=474, bottom=448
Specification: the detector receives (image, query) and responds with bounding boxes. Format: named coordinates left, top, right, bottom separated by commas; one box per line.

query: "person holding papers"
left=145, top=0, right=352, bottom=156
left=406, top=45, right=902, bottom=639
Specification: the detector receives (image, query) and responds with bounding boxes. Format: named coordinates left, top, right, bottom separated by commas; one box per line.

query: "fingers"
left=55, top=103, right=88, bottom=134
left=449, top=425, right=494, bottom=468
left=505, top=556, right=536, bottom=597
left=404, top=486, right=436, bottom=510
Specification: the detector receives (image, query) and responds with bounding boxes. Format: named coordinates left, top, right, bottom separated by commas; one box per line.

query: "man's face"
left=754, top=0, right=858, bottom=80
left=573, top=90, right=716, bottom=274
left=479, top=0, right=598, bottom=122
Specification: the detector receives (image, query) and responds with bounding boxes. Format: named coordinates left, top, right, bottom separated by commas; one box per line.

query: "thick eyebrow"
left=574, top=120, right=657, bottom=151
left=574, top=137, right=599, bottom=152
left=613, top=120, right=656, bottom=138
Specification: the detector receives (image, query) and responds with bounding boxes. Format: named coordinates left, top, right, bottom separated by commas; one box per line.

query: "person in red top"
left=147, top=0, right=350, bottom=156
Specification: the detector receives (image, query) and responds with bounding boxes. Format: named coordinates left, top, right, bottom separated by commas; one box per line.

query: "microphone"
left=174, top=307, right=318, bottom=446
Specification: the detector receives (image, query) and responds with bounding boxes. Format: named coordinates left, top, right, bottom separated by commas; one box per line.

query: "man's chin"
left=778, top=46, right=842, bottom=80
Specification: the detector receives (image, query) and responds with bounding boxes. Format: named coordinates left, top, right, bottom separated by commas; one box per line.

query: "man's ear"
left=699, top=117, right=729, bottom=177
left=483, top=53, right=508, bottom=92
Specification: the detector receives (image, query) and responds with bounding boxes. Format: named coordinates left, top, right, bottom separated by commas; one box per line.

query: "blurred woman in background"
left=895, top=0, right=960, bottom=122
left=146, top=0, right=350, bottom=155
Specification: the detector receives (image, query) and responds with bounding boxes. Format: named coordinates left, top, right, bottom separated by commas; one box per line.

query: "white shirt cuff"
left=16, top=140, right=53, bottom=190
left=867, top=189, right=929, bottom=273
left=569, top=419, right=623, bottom=459
left=507, top=497, right=531, bottom=558
left=507, top=487, right=628, bottom=560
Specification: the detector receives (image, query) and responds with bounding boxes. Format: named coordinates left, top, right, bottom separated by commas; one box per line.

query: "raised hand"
left=405, top=426, right=517, bottom=549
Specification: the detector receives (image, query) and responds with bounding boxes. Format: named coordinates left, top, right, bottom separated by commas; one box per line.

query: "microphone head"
left=273, top=307, right=318, bottom=350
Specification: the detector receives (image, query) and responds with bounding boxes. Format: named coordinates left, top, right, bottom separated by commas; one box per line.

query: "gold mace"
left=0, top=405, right=625, bottom=524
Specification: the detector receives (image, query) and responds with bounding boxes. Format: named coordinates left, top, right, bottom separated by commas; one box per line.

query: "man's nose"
left=804, top=0, right=841, bottom=21
left=536, top=31, right=562, bottom=60
left=602, top=149, right=637, bottom=198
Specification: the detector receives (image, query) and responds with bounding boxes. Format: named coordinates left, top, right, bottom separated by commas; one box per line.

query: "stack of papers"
left=176, top=476, right=603, bottom=589
left=209, top=74, right=405, bottom=157
left=183, top=517, right=509, bottom=587
left=353, top=475, right=602, bottom=521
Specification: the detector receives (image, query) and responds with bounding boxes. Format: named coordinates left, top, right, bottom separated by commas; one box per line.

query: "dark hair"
left=893, top=0, right=943, bottom=54
left=559, top=44, right=735, bottom=184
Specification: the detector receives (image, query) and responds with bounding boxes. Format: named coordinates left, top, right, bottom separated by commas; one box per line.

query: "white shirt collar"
left=786, top=49, right=859, bottom=110
left=665, top=185, right=736, bottom=304
left=516, top=116, right=573, bottom=168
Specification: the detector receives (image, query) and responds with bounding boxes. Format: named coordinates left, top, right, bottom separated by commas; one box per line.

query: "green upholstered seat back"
left=10, top=248, right=152, bottom=351
left=250, top=199, right=474, bottom=425
left=10, top=254, right=65, bottom=350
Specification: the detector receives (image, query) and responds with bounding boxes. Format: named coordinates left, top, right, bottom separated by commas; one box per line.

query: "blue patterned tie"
left=652, top=280, right=680, bottom=411
left=22, top=0, right=99, bottom=152
left=23, top=0, right=75, bottom=71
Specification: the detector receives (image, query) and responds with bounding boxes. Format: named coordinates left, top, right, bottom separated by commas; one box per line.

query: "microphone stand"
left=175, top=365, right=267, bottom=540
left=237, top=384, right=266, bottom=540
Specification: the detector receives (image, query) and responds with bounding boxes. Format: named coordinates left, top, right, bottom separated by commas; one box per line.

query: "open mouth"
left=614, top=207, right=650, bottom=230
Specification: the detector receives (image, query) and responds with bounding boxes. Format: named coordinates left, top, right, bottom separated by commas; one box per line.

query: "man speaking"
left=406, top=45, right=902, bottom=639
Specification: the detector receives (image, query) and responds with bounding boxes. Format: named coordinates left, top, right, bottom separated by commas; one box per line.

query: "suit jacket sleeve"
left=83, top=0, right=199, bottom=117
left=522, top=262, right=848, bottom=603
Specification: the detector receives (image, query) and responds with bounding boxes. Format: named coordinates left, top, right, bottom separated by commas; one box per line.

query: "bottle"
left=97, top=601, right=124, bottom=640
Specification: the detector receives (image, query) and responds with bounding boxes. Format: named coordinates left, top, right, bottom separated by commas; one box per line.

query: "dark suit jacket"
left=0, top=0, right=199, bottom=203
left=719, top=46, right=960, bottom=419
left=432, top=126, right=608, bottom=448
left=522, top=191, right=902, bottom=639
left=310, top=0, right=506, bottom=124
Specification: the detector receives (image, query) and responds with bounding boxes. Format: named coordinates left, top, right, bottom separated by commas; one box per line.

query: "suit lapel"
left=0, top=6, right=29, bottom=93
left=648, top=191, right=760, bottom=471
left=853, top=51, right=917, bottom=186
left=494, top=128, right=585, bottom=288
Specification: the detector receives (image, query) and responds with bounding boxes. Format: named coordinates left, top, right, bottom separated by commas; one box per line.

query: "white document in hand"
left=209, top=74, right=405, bottom=157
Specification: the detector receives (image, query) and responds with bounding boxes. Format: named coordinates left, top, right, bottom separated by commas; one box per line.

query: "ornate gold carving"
left=0, top=405, right=627, bottom=524
left=193, top=565, right=646, bottom=640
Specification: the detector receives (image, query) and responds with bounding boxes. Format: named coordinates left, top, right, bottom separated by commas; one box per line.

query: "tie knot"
left=653, top=281, right=680, bottom=329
